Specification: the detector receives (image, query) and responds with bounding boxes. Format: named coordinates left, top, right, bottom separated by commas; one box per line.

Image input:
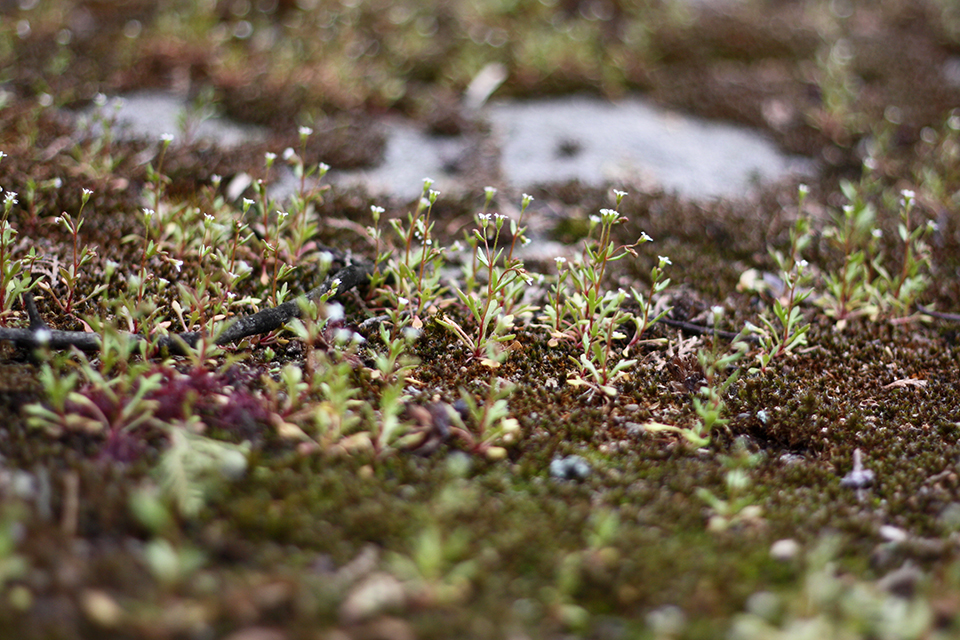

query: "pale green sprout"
left=696, top=438, right=763, bottom=531
left=644, top=309, right=746, bottom=447
left=627, top=252, right=672, bottom=352
left=747, top=183, right=813, bottom=372
left=437, top=196, right=534, bottom=359
left=450, top=374, right=521, bottom=460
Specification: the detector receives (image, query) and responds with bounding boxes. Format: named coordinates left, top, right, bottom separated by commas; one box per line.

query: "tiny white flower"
left=318, top=162, right=330, bottom=173
left=658, top=255, right=672, bottom=266
left=397, top=296, right=409, bottom=306
left=82, top=188, right=93, bottom=196
left=93, top=93, right=108, bottom=107
left=242, top=198, right=255, bottom=209
left=599, top=208, right=621, bottom=225
left=298, top=126, right=313, bottom=137
left=370, top=205, right=385, bottom=214
left=4, top=191, right=17, bottom=205
left=0, top=151, right=6, bottom=160
left=485, top=186, right=497, bottom=198
left=590, top=215, right=601, bottom=224
left=710, top=305, right=725, bottom=317
left=871, top=228, right=883, bottom=238
left=282, top=147, right=295, bottom=161
left=326, top=302, right=345, bottom=322
left=172, top=259, right=183, bottom=273
left=927, top=220, right=939, bottom=231
left=334, top=328, right=354, bottom=343
left=204, top=213, right=215, bottom=221
left=35, top=328, right=52, bottom=345
left=613, top=189, right=628, bottom=198
left=402, top=327, right=420, bottom=342
left=640, top=231, right=653, bottom=242
left=901, top=189, right=915, bottom=200
left=277, top=209, right=288, bottom=220
left=52, top=177, right=62, bottom=188
left=494, top=212, right=507, bottom=221
left=264, top=151, right=277, bottom=163
left=555, top=256, right=567, bottom=265
left=798, top=184, right=810, bottom=196
left=142, top=208, right=154, bottom=217
left=227, top=291, right=237, bottom=300
left=160, top=133, right=174, bottom=143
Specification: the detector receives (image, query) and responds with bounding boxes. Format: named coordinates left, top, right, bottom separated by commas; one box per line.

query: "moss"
left=6, top=1, right=960, bottom=638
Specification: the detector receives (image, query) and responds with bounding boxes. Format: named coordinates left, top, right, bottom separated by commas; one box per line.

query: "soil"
left=2, top=1, right=960, bottom=639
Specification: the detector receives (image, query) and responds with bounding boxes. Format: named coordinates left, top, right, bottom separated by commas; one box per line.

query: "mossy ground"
left=3, top=1, right=960, bottom=639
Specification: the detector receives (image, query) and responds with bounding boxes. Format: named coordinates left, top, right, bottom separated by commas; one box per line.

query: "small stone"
left=840, top=468, right=875, bottom=489
left=840, top=448, right=874, bottom=493
left=645, top=605, right=686, bottom=637
left=770, top=538, right=800, bottom=562
left=549, top=455, right=592, bottom=481
left=879, top=525, right=908, bottom=543
left=877, top=563, right=923, bottom=598
left=624, top=422, right=645, bottom=437
left=779, top=453, right=804, bottom=465
left=81, top=589, right=123, bottom=628
left=339, top=572, right=406, bottom=623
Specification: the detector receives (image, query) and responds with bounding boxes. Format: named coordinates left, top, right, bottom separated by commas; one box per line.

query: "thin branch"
left=658, top=316, right=756, bottom=343
left=0, top=261, right=374, bottom=355
left=917, top=304, right=960, bottom=323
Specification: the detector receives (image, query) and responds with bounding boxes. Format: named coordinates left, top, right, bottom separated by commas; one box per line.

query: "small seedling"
left=747, top=184, right=813, bottom=372
left=696, top=437, right=764, bottom=531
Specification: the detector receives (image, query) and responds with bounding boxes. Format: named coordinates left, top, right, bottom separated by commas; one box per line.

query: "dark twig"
left=358, top=314, right=391, bottom=331
left=917, top=304, right=960, bottom=323
left=658, top=316, right=756, bottom=343
left=0, top=261, right=374, bottom=355
left=24, top=292, right=47, bottom=331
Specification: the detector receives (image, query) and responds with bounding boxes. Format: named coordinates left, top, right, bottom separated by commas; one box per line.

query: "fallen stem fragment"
left=1, top=261, right=374, bottom=355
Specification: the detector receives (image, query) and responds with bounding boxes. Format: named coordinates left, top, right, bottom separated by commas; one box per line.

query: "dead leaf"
left=883, top=378, right=927, bottom=390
